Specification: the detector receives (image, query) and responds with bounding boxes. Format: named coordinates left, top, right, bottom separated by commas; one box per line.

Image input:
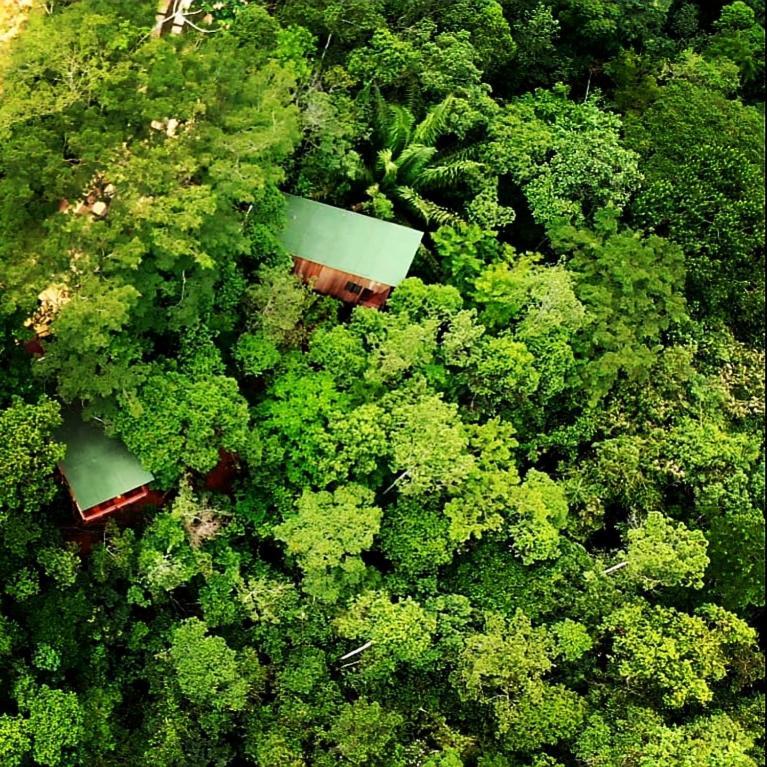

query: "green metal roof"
left=55, top=410, right=154, bottom=511
left=280, top=194, right=423, bottom=286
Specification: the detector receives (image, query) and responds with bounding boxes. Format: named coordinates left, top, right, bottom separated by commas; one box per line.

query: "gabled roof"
left=56, top=410, right=154, bottom=511
left=280, top=194, right=423, bottom=287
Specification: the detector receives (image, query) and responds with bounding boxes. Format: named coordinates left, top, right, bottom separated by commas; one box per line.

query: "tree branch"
left=339, top=640, right=373, bottom=662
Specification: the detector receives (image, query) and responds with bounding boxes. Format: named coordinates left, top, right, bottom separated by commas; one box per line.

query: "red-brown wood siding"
left=78, top=485, right=153, bottom=523
left=24, top=337, right=45, bottom=356
left=62, top=489, right=166, bottom=553
left=204, top=450, right=239, bottom=493
left=293, top=257, right=392, bottom=310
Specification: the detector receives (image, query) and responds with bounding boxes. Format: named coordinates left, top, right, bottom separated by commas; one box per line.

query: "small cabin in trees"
left=56, top=411, right=155, bottom=523
left=281, top=194, right=423, bottom=310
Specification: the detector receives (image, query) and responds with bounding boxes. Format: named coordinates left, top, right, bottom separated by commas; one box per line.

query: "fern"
left=403, top=78, right=419, bottom=114
left=384, top=105, right=414, bottom=156
left=397, top=144, right=437, bottom=185
left=369, top=87, right=391, bottom=149
left=413, top=96, right=456, bottom=146
left=376, top=149, right=399, bottom=185
left=397, top=186, right=463, bottom=227
left=358, top=93, right=486, bottom=227
left=418, top=160, right=483, bottom=190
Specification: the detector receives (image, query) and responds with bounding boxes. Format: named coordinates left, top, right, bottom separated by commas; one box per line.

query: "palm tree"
left=351, top=95, right=485, bottom=227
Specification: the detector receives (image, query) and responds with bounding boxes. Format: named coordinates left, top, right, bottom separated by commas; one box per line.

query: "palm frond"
left=370, top=87, right=390, bottom=148
left=417, top=160, right=484, bottom=190
left=438, top=144, right=483, bottom=164
left=397, top=144, right=438, bottom=185
left=403, top=78, right=419, bottom=114
left=413, top=96, right=456, bottom=146
left=385, top=104, right=415, bottom=155
left=376, top=148, right=399, bottom=185
left=396, top=186, right=463, bottom=227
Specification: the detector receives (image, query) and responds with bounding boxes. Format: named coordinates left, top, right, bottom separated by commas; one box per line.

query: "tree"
left=601, top=602, right=760, bottom=707
left=496, top=678, right=586, bottom=752
left=323, top=403, right=391, bottom=485
left=462, top=247, right=586, bottom=407
left=335, top=590, right=437, bottom=679
left=346, top=24, right=487, bottom=104
left=136, top=481, right=212, bottom=597
left=487, top=86, right=642, bottom=229
left=168, top=618, right=250, bottom=712
left=506, top=469, right=570, bottom=564
left=448, top=539, right=594, bottom=623
left=624, top=58, right=765, bottom=336
left=550, top=208, right=687, bottom=402
left=0, top=0, right=301, bottom=402
left=385, top=392, right=475, bottom=497
left=274, top=485, right=382, bottom=603
left=658, top=416, right=764, bottom=610
left=255, top=367, right=350, bottom=488
left=455, top=611, right=553, bottom=700
left=15, top=683, right=84, bottom=767
left=0, top=397, right=63, bottom=520
left=379, top=496, right=454, bottom=577
left=323, top=699, right=404, bottom=767
left=706, top=2, right=765, bottom=92
left=606, top=512, right=709, bottom=590
left=463, top=334, right=540, bottom=409
left=444, top=468, right=517, bottom=548
left=0, top=715, right=28, bottom=767
left=704, top=487, right=765, bottom=612
left=362, top=314, right=440, bottom=387
left=454, top=611, right=586, bottom=748
left=241, top=265, right=328, bottom=351
left=112, top=366, right=251, bottom=487
left=510, top=4, right=561, bottom=88
left=351, top=94, right=511, bottom=228
left=576, top=706, right=762, bottom=767
left=438, top=0, right=516, bottom=72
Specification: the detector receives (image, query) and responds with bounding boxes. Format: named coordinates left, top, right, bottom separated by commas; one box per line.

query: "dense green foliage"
left=0, top=1, right=764, bottom=765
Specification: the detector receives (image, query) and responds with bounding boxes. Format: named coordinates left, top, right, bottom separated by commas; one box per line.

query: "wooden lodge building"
left=56, top=411, right=155, bottom=524
left=281, top=195, right=423, bottom=310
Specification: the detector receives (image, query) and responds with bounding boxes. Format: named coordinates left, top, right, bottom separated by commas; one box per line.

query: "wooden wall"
left=293, top=257, right=392, bottom=310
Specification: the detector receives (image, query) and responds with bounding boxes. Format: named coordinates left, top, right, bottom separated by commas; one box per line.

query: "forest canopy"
left=0, top=1, right=764, bottom=766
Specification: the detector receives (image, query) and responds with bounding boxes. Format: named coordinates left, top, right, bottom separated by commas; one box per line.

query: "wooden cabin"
left=281, top=195, right=423, bottom=310
left=55, top=411, right=155, bottom=524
